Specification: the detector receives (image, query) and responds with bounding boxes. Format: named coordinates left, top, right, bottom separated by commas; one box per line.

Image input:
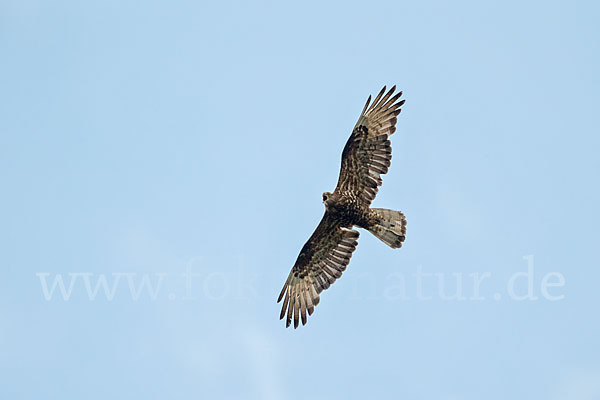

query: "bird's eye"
left=323, top=195, right=328, bottom=201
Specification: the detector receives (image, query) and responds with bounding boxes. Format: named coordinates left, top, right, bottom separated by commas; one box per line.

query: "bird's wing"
left=277, top=212, right=359, bottom=328
left=334, top=86, right=405, bottom=206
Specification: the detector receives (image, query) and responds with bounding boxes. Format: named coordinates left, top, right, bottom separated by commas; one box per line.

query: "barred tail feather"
left=367, top=208, right=407, bottom=249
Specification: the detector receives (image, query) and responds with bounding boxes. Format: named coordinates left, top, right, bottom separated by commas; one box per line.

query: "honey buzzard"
left=277, top=86, right=407, bottom=328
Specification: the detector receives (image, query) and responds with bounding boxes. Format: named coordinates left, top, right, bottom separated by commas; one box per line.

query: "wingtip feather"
left=277, top=283, right=287, bottom=303
left=361, top=95, right=372, bottom=116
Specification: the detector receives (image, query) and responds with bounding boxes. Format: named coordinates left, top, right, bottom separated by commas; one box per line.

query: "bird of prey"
left=277, top=85, right=407, bottom=328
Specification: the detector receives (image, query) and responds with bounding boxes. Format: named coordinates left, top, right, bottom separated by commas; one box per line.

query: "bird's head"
left=322, top=191, right=333, bottom=209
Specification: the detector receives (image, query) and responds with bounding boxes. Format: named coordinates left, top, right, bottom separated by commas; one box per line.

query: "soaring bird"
left=277, top=86, right=407, bottom=328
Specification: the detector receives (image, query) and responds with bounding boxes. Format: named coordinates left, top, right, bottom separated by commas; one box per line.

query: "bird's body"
left=323, top=191, right=371, bottom=227
left=278, top=86, right=407, bottom=328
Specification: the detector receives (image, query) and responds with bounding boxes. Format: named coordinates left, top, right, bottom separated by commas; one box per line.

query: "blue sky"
left=1, top=1, right=599, bottom=399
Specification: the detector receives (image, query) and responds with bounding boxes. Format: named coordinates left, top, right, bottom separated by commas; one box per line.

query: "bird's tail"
left=367, top=208, right=407, bottom=249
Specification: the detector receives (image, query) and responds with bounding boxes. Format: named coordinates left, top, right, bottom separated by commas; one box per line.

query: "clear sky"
left=1, top=1, right=599, bottom=399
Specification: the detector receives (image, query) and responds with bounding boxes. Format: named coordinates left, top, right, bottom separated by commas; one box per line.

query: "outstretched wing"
left=335, top=86, right=405, bottom=206
left=277, top=212, right=359, bottom=328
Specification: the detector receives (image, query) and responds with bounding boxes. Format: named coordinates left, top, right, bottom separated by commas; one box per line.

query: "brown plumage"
left=278, top=86, right=407, bottom=328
